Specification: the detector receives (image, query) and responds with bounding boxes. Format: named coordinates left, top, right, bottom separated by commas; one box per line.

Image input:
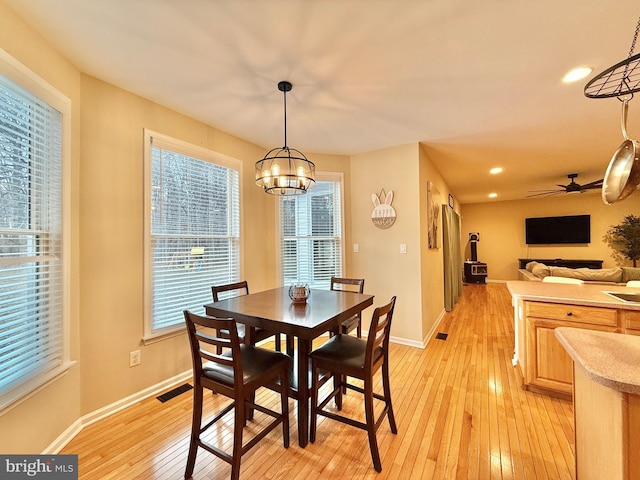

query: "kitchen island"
left=555, top=327, right=640, bottom=480
left=506, top=281, right=640, bottom=397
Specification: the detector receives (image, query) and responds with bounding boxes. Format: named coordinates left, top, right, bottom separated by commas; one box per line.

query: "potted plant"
left=603, top=214, right=640, bottom=267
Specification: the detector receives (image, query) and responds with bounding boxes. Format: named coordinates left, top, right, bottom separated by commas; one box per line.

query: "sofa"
left=518, top=261, right=640, bottom=285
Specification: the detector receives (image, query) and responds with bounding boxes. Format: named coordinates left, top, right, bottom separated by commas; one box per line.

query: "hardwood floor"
left=61, top=284, right=575, bottom=479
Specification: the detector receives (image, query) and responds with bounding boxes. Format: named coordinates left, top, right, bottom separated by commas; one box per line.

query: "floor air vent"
left=435, top=332, right=448, bottom=340
left=156, top=383, right=193, bottom=403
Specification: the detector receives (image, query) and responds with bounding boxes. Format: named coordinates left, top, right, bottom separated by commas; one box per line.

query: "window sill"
left=142, top=327, right=186, bottom=345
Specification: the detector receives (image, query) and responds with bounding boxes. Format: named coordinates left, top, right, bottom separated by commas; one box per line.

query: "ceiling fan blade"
left=526, top=190, right=565, bottom=198
left=580, top=179, right=604, bottom=189
left=528, top=188, right=565, bottom=193
left=556, top=184, right=569, bottom=189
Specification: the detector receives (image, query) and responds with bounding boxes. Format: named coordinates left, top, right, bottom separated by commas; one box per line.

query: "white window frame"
left=0, top=49, right=72, bottom=414
left=143, top=130, right=242, bottom=342
left=277, top=172, right=345, bottom=289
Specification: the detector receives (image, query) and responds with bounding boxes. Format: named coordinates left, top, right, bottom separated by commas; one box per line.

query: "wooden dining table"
left=204, top=286, right=374, bottom=447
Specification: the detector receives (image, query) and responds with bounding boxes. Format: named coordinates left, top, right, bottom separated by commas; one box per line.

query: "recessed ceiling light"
left=488, top=193, right=498, bottom=198
left=490, top=167, right=503, bottom=175
left=562, top=67, right=593, bottom=83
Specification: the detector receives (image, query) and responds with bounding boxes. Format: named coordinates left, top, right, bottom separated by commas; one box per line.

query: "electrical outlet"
left=129, top=350, right=141, bottom=367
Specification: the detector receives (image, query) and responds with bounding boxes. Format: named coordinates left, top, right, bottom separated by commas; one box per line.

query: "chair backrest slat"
left=184, top=310, right=243, bottom=386
left=330, top=277, right=365, bottom=294
left=212, top=281, right=249, bottom=302
left=365, top=296, right=397, bottom=366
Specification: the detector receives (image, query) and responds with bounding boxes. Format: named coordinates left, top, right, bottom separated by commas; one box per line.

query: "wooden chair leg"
left=364, top=378, right=382, bottom=472
left=356, top=320, right=362, bottom=338
left=281, top=365, right=290, bottom=448
left=334, top=374, right=343, bottom=410
left=383, top=360, right=398, bottom=433
left=184, top=386, right=203, bottom=479
left=274, top=333, right=282, bottom=352
left=310, top=362, right=319, bottom=443
left=286, top=335, right=295, bottom=357
left=231, top=399, right=245, bottom=480
left=245, top=393, right=255, bottom=422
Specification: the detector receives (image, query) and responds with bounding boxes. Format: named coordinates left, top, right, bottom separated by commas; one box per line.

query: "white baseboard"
left=359, top=328, right=424, bottom=349
left=422, top=308, right=446, bottom=347
left=390, top=335, right=425, bottom=349
left=44, top=418, right=84, bottom=455
left=44, top=370, right=192, bottom=454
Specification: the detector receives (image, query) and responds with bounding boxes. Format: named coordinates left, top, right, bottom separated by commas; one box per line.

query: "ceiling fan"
left=527, top=173, right=604, bottom=198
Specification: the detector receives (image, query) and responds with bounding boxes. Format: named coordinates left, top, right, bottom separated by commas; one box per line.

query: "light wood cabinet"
left=623, top=310, right=640, bottom=336
left=526, top=301, right=618, bottom=326
left=509, top=281, right=640, bottom=398
left=524, top=301, right=620, bottom=396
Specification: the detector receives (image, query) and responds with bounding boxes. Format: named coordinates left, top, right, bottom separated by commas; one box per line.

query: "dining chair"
left=212, top=281, right=282, bottom=351
left=330, top=277, right=366, bottom=337
left=627, top=280, right=640, bottom=288
left=542, top=276, right=584, bottom=284
left=309, top=296, right=397, bottom=473
left=183, top=310, right=290, bottom=480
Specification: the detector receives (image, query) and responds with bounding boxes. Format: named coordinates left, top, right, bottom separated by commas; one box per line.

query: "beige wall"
left=460, top=192, right=640, bottom=281
left=419, top=144, right=455, bottom=340
left=0, top=1, right=82, bottom=454
left=351, top=144, right=421, bottom=343
left=78, top=75, right=270, bottom=414
left=350, top=143, right=453, bottom=345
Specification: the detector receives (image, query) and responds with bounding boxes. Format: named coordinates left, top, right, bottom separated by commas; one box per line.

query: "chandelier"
left=255, top=81, right=315, bottom=195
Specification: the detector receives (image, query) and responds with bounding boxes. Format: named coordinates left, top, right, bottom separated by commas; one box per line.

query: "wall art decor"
left=427, top=182, right=441, bottom=248
left=371, top=189, right=396, bottom=229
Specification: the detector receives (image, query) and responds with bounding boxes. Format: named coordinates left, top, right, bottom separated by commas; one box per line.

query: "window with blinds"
left=0, top=68, right=68, bottom=410
left=144, top=131, right=240, bottom=338
left=279, top=177, right=343, bottom=289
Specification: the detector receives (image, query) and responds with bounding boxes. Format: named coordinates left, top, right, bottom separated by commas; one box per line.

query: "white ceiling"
left=5, top=0, right=640, bottom=204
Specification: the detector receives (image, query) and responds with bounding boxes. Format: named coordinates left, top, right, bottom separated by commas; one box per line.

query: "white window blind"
left=0, top=73, right=65, bottom=410
left=279, top=177, right=343, bottom=289
left=144, top=132, right=240, bottom=338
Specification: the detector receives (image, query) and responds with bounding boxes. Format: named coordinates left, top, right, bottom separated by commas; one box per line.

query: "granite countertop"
left=506, top=280, right=640, bottom=311
left=555, top=327, right=640, bottom=395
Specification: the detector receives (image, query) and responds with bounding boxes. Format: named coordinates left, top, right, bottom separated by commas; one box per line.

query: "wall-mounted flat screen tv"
left=525, top=214, right=591, bottom=244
